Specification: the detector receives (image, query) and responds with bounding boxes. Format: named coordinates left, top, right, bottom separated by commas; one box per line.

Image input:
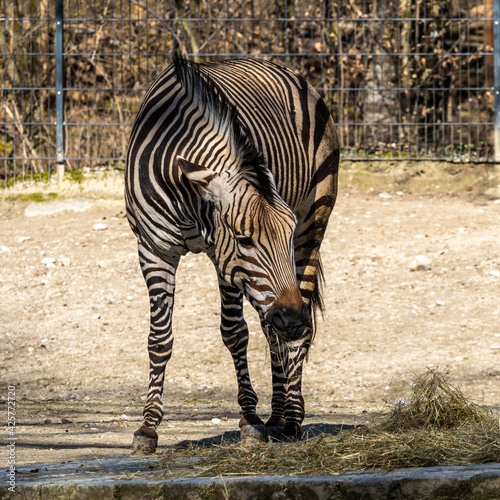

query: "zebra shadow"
left=173, top=423, right=356, bottom=450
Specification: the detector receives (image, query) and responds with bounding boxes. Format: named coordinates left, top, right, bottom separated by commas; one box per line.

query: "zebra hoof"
left=132, top=425, right=158, bottom=454
left=282, top=422, right=302, bottom=441
left=265, top=426, right=285, bottom=442
left=240, top=424, right=266, bottom=445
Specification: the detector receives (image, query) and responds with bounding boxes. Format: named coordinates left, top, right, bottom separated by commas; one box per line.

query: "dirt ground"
left=1, top=163, right=500, bottom=467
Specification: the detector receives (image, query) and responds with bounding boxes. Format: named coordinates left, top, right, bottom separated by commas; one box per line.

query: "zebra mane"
left=172, top=53, right=278, bottom=203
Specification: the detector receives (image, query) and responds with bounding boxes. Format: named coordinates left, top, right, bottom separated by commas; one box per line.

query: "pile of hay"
left=380, top=369, right=491, bottom=431
left=160, top=369, right=500, bottom=477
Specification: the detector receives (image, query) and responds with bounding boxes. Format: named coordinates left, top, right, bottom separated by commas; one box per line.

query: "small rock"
left=18, top=236, right=31, bottom=243
left=409, top=255, right=431, bottom=272
left=41, top=257, right=56, bottom=266
left=93, top=222, right=108, bottom=231
left=59, top=257, right=71, bottom=267
left=379, top=192, right=392, bottom=199
left=485, top=187, right=500, bottom=198
left=92, top=313, right=101, bottom=320
left=97, top=260, right=110, bottom=269
left=61, top=418, right=72, bottom=424
left=394, top=398, right=408, bottom=405
left=489, top=270, right=500, bottom=278
left=211, top=418, right=221, bottom=425
left=43, top=419, right=52, bottom=424
left=1, top=245, right=11, bottom=253
left=197, top=385, right=207, bottom=391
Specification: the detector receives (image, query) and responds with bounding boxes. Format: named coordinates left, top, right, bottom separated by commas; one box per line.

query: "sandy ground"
left=1, top=166, right=500, bottom=467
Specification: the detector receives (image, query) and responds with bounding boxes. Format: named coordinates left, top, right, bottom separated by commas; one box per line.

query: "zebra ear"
left=177, top=156, right=225, bottom=200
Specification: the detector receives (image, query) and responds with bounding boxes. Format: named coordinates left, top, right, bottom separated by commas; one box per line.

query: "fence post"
left=495, top=0, right=500, bottom=163
left=55, top=0, right=64, bottom=185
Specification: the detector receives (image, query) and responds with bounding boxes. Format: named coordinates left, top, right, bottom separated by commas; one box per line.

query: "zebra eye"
left=236, top=236, right=253, bottom=248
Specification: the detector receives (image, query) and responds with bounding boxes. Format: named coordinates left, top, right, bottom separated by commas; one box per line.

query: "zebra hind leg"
left=132, top=244, right=179, bottom=454
left=218, top=280, right=265, bottom=444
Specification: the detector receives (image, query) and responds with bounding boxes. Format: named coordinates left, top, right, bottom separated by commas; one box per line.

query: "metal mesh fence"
left=0, top=0, right=497, bottom=186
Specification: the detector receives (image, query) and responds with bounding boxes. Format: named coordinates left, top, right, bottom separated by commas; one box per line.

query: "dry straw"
left=159, top=369, right=500, bottom=478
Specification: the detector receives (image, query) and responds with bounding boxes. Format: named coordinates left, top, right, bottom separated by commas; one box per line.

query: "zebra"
left=125, top=53, right=339, bottom=453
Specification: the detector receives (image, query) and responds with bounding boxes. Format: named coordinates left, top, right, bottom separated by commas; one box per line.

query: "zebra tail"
left=309, top=254, right=325, bottom=343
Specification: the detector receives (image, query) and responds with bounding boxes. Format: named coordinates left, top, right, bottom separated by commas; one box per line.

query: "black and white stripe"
left=125, top=54, right=339, bottom=452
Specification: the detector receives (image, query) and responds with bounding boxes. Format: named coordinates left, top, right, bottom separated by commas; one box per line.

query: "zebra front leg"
left=132, top=244, right=179, bottom=454
left=282, top=334, right=312, bottom=439
left=264, top=330, right=312, bottom=441
left=264, top=333, right=288, bottom=440
left=270, top=249, right=323, bottom=441
left=218, top=279, right=265, bottom=444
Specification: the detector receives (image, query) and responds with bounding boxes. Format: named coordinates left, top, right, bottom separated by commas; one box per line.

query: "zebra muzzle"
left=265, top=303, right=310, bottom=341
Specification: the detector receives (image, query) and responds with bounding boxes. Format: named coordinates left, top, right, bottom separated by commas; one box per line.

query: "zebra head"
left=178, top=156, right=311, bottom=341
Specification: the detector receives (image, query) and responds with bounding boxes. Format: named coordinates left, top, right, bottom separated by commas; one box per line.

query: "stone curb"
left=2, top=458, right=500, bottom=499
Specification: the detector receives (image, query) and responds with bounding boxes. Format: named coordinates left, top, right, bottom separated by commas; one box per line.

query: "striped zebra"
left=125, top=53, right=339, bottom=453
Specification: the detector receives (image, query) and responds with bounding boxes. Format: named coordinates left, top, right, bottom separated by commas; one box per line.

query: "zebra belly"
left=184, top=234, right=207, bottom=254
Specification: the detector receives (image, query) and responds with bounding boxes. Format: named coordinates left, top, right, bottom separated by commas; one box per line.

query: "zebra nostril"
left=268, top=310, right=286, bottom=332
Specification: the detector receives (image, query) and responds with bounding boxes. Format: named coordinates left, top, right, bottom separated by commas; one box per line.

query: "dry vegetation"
left=159, top=370, right=500, bottom=477
left=0, top=0, right=495, bottom=181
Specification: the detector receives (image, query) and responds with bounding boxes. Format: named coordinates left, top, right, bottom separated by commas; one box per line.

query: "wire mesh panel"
left=0, top=0, right=496, bottom=186
left=0, top=1, right=56, bottom=182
